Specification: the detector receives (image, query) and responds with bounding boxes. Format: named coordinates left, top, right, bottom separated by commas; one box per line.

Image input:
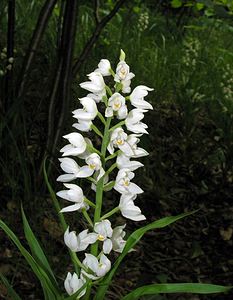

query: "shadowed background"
left=0, top=0, right=233, bottom=299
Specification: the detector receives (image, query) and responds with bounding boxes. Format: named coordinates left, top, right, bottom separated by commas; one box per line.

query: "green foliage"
left=122, top=283, right=232, bottom=300
left=21, top=206, right=58, bottom=288
left=0, top=218, right=62, bottom=299
left=1, top=0, right=233, bottom=298
left=95, top=211, right=198, bottom=299
left=0, top=273, right=22, bottom=300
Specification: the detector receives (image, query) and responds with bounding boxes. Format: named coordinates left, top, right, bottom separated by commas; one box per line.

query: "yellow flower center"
left=97, top=234, right=105, bottom=241
left=113, top=99, right=121, bottom=110
left=89, top=163, right=96, bottom=170
left=124, top=179, right=130, bottom=186
left=120, top=67, right=126, bottom=78
left=117, top=138, right=124, bottom=145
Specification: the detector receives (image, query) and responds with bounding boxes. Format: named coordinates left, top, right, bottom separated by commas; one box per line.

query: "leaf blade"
left=0, top=272, right=22, bottom=300
left=0, top=219, right=61, bottom=299
left=121, top=283, right=232, bottom=300
left=21, top=206, right=58, bottom=288
left=95, top=211, right=197, bottom=300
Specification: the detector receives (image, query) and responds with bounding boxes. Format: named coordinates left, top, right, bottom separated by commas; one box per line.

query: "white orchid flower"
left=60, top=133, right=87, bottom=157
left=76, top=153, right=102, bottom=178
left=121, top=78, right=132, bottom=94
left=57, top=153, right=102, bottom=182
left=80, top=72, right=106, bottom=97
left=130, top=85, right=153, bottom=110
left=57, top=158, right=80, bottom=182
left=114, top=168, right=143, bottom=195
left=125, top=109, right=148, bottom=134
left=114, top=61, right=135, bottom=83
left=86, top=153, right=102, bottom=171
left=91, top=169, right=108, bottom=191
left=119, top=194, right=146, bottom=221
left=64, top=227, right=96, bottom=252
left=57, top=184, right=88, bottom=213
left=96, top=59, right=111, bottom=76
left=86, top=93, right=102, bottom=103
left=78, top=137, right=93, bottom=159
left=82, top=253, right=111, bottom=280
left=107, top=127, right=134, bottom=156
left=73, top=119, right=92, bottom=132
left=127, top=134, right=149, bottom=158
left=83, top=220, right=126, bottom=254
left=64, top=272, right=86, bottom=297
left=111, top=224, right=126, bottom=253
left=105, top=92, right=128, bottom=119
left=92, top=219, right=113, bottom=254
left=116, top=152, right=143, bottom=171
left=72, top=97, right=98, bottom=121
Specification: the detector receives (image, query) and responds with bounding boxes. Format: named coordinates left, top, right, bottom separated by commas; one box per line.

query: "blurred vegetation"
left=0, top=0, right=233, bottom=299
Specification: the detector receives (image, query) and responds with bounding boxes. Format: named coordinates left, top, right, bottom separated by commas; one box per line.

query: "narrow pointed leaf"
left=121, top=283, right=232, bottom=300
left=0, top=219, right=61, bottom=298
left=0, top=273, right=22, bottom=300
left=95, top=211, right=198, bottom=299
left=21, top=206, right=58, bottom=288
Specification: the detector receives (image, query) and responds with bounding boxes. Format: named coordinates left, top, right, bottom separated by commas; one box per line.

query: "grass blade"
left=95, top=211, right=197, bottom=300
left=21, top=206, right=58, bottom=288
left=0, top=272, right=22, bottom=300
left=0, top=219, right=61, bottom=299
left=121, top=283, right=233, bottom=300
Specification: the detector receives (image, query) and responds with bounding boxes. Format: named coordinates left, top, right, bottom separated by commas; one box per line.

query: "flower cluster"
left=137, top=11, right=149, bottom=32
left=57, top=50, right=153, bottom=297
left=182, top=38, right=201, bottom=69
left=0, top=47, right=14, bottom=76
left=220, top=63, right=233, bottom=101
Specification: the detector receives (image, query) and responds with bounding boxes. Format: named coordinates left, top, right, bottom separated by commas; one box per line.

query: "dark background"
left=0, top=0, right=233, bottom=299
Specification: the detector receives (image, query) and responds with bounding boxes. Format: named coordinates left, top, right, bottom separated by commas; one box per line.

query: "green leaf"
left=121, top=283, right=232, bottom=300
left=0, top=219, right=61, bottom=299
left=171, top=0, right=183, bottom=8
left=196, top=2, right=204, bottom=10
left=95, top=211, right=197, bottom=300
left=21, top=206, right=58, bottom=288
left=0, top=272, right=22, bottom=300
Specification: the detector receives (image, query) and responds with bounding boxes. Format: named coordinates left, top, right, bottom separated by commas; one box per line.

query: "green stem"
left=102, top=95, right=108, bottom=107
left=73, top=254, right=88, bottom=272
left=86, top=177, right=96, bottom=184
left=115, top=82, right=122, bottom=92
left=109, top=120, right=125, bottom=132
left=91, top=124, right=103, bottom=138
left=83, top=281, right=92, bottom=300
left=105, top=163, right=117, bottom=177
left=101, top=206, right=120, bottom=220
left=97, top=112, right=106, bottom=125
left=110, top=68, right=115, bottom=77
left=105, top=85, right=113, bottom=96
left=86, top=144, right=102, bottom=157
left=84, top=197, right=96, bottom=208
left=105, top=150, right=121, bottom=162
left=82, top=209, right=93, bottom=227
left=91, top=117, right=112, bottom=257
